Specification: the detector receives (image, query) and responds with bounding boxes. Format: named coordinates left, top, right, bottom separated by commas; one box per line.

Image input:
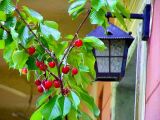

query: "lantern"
left=87, top=24, right=134, bottom=81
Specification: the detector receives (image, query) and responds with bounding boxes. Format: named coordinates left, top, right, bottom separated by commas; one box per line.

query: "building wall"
left=112, top=0, right=149, bottom=120
left=145, top=0, right=160, bottom=120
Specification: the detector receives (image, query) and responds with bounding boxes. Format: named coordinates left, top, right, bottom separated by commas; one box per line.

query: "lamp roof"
left=87, top=23, right=134, bottom=41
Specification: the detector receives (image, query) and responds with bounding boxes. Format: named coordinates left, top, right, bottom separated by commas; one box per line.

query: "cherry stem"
left=15, top=8, right=65, bottom=94
left=15, top=8, right=58, bottom=64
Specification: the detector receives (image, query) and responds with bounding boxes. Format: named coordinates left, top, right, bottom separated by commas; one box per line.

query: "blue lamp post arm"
left=106, top=4, right=151, bottom=41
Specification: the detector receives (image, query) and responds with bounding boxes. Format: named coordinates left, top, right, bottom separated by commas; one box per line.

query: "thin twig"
left=59, top=9, right=91, bottom=66
left=19, top=44, right=59, bottom=80
left=0, top=23, right=59, bottom=80
left=15, top=8, right=58, bottom=63
left=15, top=8, right=64, bottom=94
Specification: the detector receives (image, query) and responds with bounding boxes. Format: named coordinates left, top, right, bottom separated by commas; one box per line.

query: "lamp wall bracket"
left=106, top=4, right=151, bottom=41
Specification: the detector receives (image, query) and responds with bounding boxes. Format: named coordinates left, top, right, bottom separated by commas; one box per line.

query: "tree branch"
left=15, top=8, right=65, bottom=94
left=15, top=8, right=66, bottom=94
left=0, top=23, right=59, bottom=80
left=59, top=9, right=91, bottom=66
left=15, top=8, right=58, bottom=64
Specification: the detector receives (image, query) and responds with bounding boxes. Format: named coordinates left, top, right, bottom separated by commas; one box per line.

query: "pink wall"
left=145, top=0, right=160, bottom=120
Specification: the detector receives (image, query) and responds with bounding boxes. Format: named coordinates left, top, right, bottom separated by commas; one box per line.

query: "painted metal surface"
left=145, top=0, right=160, bottom=120
left=106, top=4, right=151, bottom=41
left=87, top=24, right=134, bottom=81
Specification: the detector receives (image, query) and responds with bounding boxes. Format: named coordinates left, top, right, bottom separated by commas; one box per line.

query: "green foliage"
left=0, top=0, right=15, bottom=14
left=0, top=40, right=5, bottom=49
left=23, top=6, right=43, bottom=23
left=0, top=0, right=129, bottom=119
left=39, top=23, right=61, bottom=41
left=68, top=0, right=86, bottom=19
left=68, top=0, right=130, bottom=29
left=36, top=89, right=53, bottom=108
left=12, top=50, right=29, bottom=69
left=83, top=36, right=106, bottom=51
left=0, top=11, right=6, bottom=21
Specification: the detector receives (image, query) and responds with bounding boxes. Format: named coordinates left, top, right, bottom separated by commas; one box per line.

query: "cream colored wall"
left=111, top=0, right=150, bottom=120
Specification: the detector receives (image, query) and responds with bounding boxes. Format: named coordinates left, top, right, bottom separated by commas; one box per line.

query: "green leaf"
left=70, top=91, right=80, bottom=109
left=65, top=34, right=74, bottom=40
left=91, top=0, right=107, bottom=11
left=114, top=8, right=127, bottom=29
left=83, top=36, right=106, bottom=50
left=58, top=96, right=71, bottom=117
left=0, top=11, right=6, bottom=21
left=0, top=0, right=15, bottom=14
left=40, top=23, right=61, bottom=41
left=53, top=41, right=68, bottom=59
left=79, top=64, right=89, bottom=72
left=79, top=111, right=92, bottom=120
left=0, top=40, right=5, bottom=49
left=68, top=0, right=86, bottom=19
left=3, top=41, right=16, bottom=63
left=44, top=21, right=59, bottom=29
left=26, top=56, right=38, bottom=70
left=10, top=28, right=19, bottom=42
left=4, top=16, right=17, bottom=29
left=47, top=96, right=62, bottom=120
left=20, top=26, right=30, bottom=46
left=68, top=108, right=78, bottom=120
left=63, top=97, right=71, bottom=116
left=75, top=87, right=100, bottom=117
left=36, top=89, right=53, bottom=108
left=89, top=9, right=106, bottom=26
left=12, top=50, right=29, bottom=69
left=116, top=1, right=130, bottom=18
left=30, top=108, right=43, bottom=120
left=23, top=6, right=43, bottom=22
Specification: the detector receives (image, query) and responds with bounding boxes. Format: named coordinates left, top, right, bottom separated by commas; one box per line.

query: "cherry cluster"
left=21, top=39, right=83, bottom=95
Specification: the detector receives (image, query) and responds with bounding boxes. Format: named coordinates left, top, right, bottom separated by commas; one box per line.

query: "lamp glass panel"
left=111, top=40, right=125, bottom=56
left=95, top=40, right=109, bottom=56
left=110, top=57, right=123, bottom=72
left=96, top=57, right=109, bottom=72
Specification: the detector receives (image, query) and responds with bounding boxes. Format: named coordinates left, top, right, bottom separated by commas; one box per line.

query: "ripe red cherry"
left=62, top=66, right=70, bottom=74
left=48, top=61, right=56, bottom=68
left=44, top=81, right=52, bottom=89
left=37, top=85, right=44, bottom=93
left=39, top=63, right=47, bottom=71
left=35, top=79, right=41, bottom=86
left=42, top=80, right=47, bottom=86
left=74, top=39, right=83, bottom=47
left=27, top=46, right=36, bottom=55
left=35, top=60, right=41, bottom=67
left=62, top=88, right=70, bottom=95
left=53, top=80, right=60, bottom=88
left=21, top=68, right=28, bottom=75
left=72, top=67, right=78, bottom=75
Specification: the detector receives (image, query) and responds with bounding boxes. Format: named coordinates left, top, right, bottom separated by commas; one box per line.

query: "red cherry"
left=39, top=63, right=47, bottom=71
left=35, top=60, right=41, bottom=67
left=62, top=88, right=70, bottom=95
left=74, top=39, right=83, bottom=47
left=53, top=80, right=61, bottom=88
left=22, top=68, right=28, bottom=75
left=62, top=66, right=70, bottom=74
left=42, top=80, right=47, bottom=86
left=44, top=81, right=53, bottom=89
left=48, top=61, right=56, bottom=68
left=27, top=46, right=36, bottom=55
left=37, top=85, right=44, bottom=93
left=72, top=67, right=78, bottom=75
left=35, top=79, right=41, bottom=86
